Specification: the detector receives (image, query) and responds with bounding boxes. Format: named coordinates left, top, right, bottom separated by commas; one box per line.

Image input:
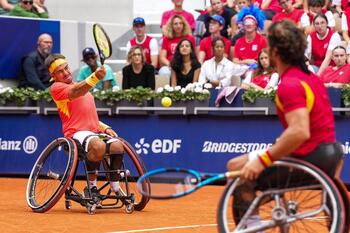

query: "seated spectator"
left=170, top=38, right=201, bottom=87
left=198, top=15, right=231, bottom=64
left=230, top=0, right=251, bottom=44
left=232, top=13, right=267, bottom=66
left=122, top=46, right=155, bottom=90
left=33, top=0, right=48, bottom=15
left=161, top=0, right=195, bottom=33
left=306, top=14, right=342, bottom=75
left=0, top=0, right=18, bottom=15
left=242, top=48, right=279, bottom=90
left=77, top=48, right=117, bottom=90
left=341, top=6, right=350, bottom=45
left=126, top=17, right=159, bottom=69
left=319, top=46, right=350, bottom=88
left=159, top=15, right=196, bottom=78
left=199, top=37, right=248, bottom=87
left=272, top=0, right=304, bottom=27
left=9, top=0, right=48, bottom=18
left=18, top=33, right=52, bottom=90
left=301, top=0, right=335, bottom=34
left=255, top=0, right=281, bottom=21
left=202, top=0, right=236, bottom=39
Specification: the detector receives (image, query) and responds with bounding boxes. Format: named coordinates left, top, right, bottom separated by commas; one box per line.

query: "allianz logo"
left=0, top=136, right=38, bottom=154
left=202, top=141, right=273, bottom=153
left=135, top=138, right=181, bottom=155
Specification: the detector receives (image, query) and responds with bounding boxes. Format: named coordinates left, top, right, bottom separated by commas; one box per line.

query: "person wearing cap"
left=160, top=0, right=195, bottom=33
left=232, top=14, right=267, bottom=66
left=126, top=17, right=159, bottom=69
left=18, top=33, right=53, bottom=90
left=202, top=0, right=236, bottom=39
left=198, top=15, right=231, bottom=63
left=45, top=53, right=124, bottom=197
left=9, top=0, right=48, bottom=18
left=77, top=47, right=117, bottom=90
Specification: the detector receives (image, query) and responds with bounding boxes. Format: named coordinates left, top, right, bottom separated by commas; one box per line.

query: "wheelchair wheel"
left=217, top=158, right=346, bottom=233
left=105, top=137, right=150, bottom=211
left=26, top=138, right=78, bottom=213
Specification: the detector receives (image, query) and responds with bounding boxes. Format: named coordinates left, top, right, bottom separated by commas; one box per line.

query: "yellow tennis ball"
left=161, top=97, right=172, bottom=107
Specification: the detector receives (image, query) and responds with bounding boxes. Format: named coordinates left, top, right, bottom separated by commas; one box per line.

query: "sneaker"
left=83, top=186, right=101, bottom=198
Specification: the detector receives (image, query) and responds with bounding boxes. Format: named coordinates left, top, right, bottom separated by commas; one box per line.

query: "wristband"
left=99, top=121, right=111, bottom=132
left=85, top=74, right=100, bottom=87
left=258, top=150, right=273, bottom=168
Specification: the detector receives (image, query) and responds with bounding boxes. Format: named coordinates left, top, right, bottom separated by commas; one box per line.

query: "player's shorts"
left=73, top=131, right=120, bottom=152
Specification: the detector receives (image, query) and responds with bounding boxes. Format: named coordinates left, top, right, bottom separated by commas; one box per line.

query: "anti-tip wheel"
left=125, top=204, right=134, bottom=214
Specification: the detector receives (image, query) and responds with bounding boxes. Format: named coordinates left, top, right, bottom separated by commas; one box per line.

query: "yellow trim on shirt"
left=54, top=99, right=70, bottom=118
left=300, top=81, right=315, bottom=112
left=275, top=95, right=284, bottom=112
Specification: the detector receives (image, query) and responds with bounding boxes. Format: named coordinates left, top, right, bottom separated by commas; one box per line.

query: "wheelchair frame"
left=216, top=157, right=350, bottom=233
left=26, top=137, right=150, bottom=215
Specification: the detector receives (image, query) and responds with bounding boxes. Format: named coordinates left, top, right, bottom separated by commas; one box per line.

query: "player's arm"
left=68, top=66, right=105, bottom=100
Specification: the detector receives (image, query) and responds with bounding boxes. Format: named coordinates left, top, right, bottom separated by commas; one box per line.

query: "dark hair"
left=267, top=19, right=310, bottom=74
left=254, top=48, right=275, bottom=77
left=308, top=0, right=324, bottom=7
left=44, top=53, right=66, bottom=69
left=170, top=38, right=199, bottom=72
left=332, top=45, right=347, bottom=53
left=313, top=14, right=328, bottom=24
left=211, top=36, right=225, bottom=49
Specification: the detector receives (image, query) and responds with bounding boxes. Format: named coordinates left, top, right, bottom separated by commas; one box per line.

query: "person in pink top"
left=320, top=45, right=350, bottom=88
left=47, top=54, right=124, bottom=197
left=226, top=20, right=343, bottom=229
left=159, top=14, right=195, bottom=78
left=160, top=0, right=195, bottom=33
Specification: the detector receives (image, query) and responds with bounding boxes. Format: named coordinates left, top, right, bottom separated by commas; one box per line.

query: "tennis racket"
left=92, top=23, right=112, bottom=65
left=136, top=168, right=240, bottom=199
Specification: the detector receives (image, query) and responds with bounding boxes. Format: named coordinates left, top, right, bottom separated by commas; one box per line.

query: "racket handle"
left=100, top=53, right=105, bottom=65
left=225, top=170, right=241, bottom=178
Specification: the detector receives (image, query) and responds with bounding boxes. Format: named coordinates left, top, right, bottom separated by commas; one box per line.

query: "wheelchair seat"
left=26, top=137, right=150, bottom=215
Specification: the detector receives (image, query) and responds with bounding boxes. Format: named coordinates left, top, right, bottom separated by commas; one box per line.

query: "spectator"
left=306, top=14, right=342, bottom=75
left=198, top=15, right=231, bottom=63
left=170, top=38, right=201, bottom=87
left=230, top=0, right=251, bottom=44
left=161, top=0, right=195, bottom=33
left=272, top=0, right=304, bottom=27
left=9, top=0, right=48, bottom=18
left=159, top=14, right=196, bottom=78
left=0, top=0, right=18, bottom=15
left=242, top=48, right=279, bottom=90
left=122, top=46, right=155, bottom=90
left=202, top=0, right=236, bottom=39
left=126, top=17, right=159, bottom=69
left=232, top=13, right=267, bottom=66
left=77, top=48, right=117, bottom=90
left=33, top=0, right=48, bottom=15
left=301, top=0, right=335, bottom=34
left=18, top=33, right=52, bottom=90
left=319, top=46, right=350, bottom=88
left=199, top=37, right=248, bottom=87
left=341, top=6, right=350, bottom=45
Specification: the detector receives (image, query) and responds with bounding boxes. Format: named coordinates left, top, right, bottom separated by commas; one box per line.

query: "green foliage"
left=242, top=87, right=276, bottom=104
left=154, top=83, right=211, bottom=102
left=121, top=87, right=154, bottom=106
left=342, top=84, right=350, bottom=107
left=0, top=87, right=42, bottom=106
left=29, top=89, right=53, bottom=103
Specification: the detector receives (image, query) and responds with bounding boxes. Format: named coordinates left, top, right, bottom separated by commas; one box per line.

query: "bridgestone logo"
left=202, top=141, right=273, bottom=153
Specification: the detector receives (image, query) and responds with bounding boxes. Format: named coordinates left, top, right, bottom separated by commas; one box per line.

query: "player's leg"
left=105, top=137, right=124, bottom=193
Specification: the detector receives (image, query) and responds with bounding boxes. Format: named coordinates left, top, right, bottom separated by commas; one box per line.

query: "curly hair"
left=254, top=48, right=275, bottom=77
left=170, top=38, right=198, bottom=73
left=127, top=45, right=146, bottom=64
left=163, top=15, right=192, bottom=39
left=267, top=19, right=310, bottom=74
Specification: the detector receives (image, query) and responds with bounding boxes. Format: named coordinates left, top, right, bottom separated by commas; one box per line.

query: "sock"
left=246, top=215, right=263, bottom=233
left=89, top=179, right=97, bottom=188
left=110, top=181, right=120, bottom=192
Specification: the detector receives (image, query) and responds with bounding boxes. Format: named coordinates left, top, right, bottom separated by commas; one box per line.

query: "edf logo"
left=135, top=138, right=182, bottom=155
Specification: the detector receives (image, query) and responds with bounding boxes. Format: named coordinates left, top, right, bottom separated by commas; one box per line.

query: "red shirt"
left=275, top=66, right=335, bottom=156
left=320, top=64, right=350, bottom=84
left=310, top=29, right=334, bottom=66
left=161, top=9, right=195, bottom=30
left=256, top=0, right=282, bottom=12
left=130, top=35, right=153, bottom=65
left=199, top=35, right=231, bottom=61
left=234, top=33, right=267, bottom=61
left=50, top=82, right=102, bottom=138
left=252, top=73, right=271, bottom=88
left=272, top=8, right=304, bottom=23
left=161, top=35, right=196, bottom=62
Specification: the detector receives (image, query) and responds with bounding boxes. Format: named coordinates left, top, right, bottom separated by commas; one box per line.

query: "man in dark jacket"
left=18, top=33, right=53, bottom=90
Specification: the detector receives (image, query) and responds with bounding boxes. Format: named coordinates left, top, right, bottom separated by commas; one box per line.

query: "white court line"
left=108, top=223, right=217, bottom=233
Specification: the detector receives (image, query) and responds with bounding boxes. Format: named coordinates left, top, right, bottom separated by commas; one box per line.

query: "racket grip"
left=225, top=170, right=240, bottom=178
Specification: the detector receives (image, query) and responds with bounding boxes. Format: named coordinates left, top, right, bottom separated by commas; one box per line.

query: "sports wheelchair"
left=217, top=157, right=350, bottom=233
left=26, top=137, right=150, bottom=214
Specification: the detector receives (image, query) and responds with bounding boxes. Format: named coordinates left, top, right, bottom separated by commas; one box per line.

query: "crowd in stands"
left=5, top=0, right=350, bottom=93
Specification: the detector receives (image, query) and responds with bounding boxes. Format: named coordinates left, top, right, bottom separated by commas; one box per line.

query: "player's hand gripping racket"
left=137, top=168, right=240, bottom=199
left=92, top=23, right=112, bottom=65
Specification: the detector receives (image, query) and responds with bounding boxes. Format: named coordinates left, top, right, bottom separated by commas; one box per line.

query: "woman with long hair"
left=170, top=38, right=201, bottom=87
left=122, top=46, right=155, bottom=90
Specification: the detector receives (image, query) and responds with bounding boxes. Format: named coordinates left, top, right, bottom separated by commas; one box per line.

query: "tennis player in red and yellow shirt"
left=46, top=54, right=124, bottom=196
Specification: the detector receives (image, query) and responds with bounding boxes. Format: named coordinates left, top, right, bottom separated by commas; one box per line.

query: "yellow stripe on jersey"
left=275, top=95, right=284, bottom=112
left=54, top=99, right=70, bottom=118
left=300, top=81, right=315, bottom=112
